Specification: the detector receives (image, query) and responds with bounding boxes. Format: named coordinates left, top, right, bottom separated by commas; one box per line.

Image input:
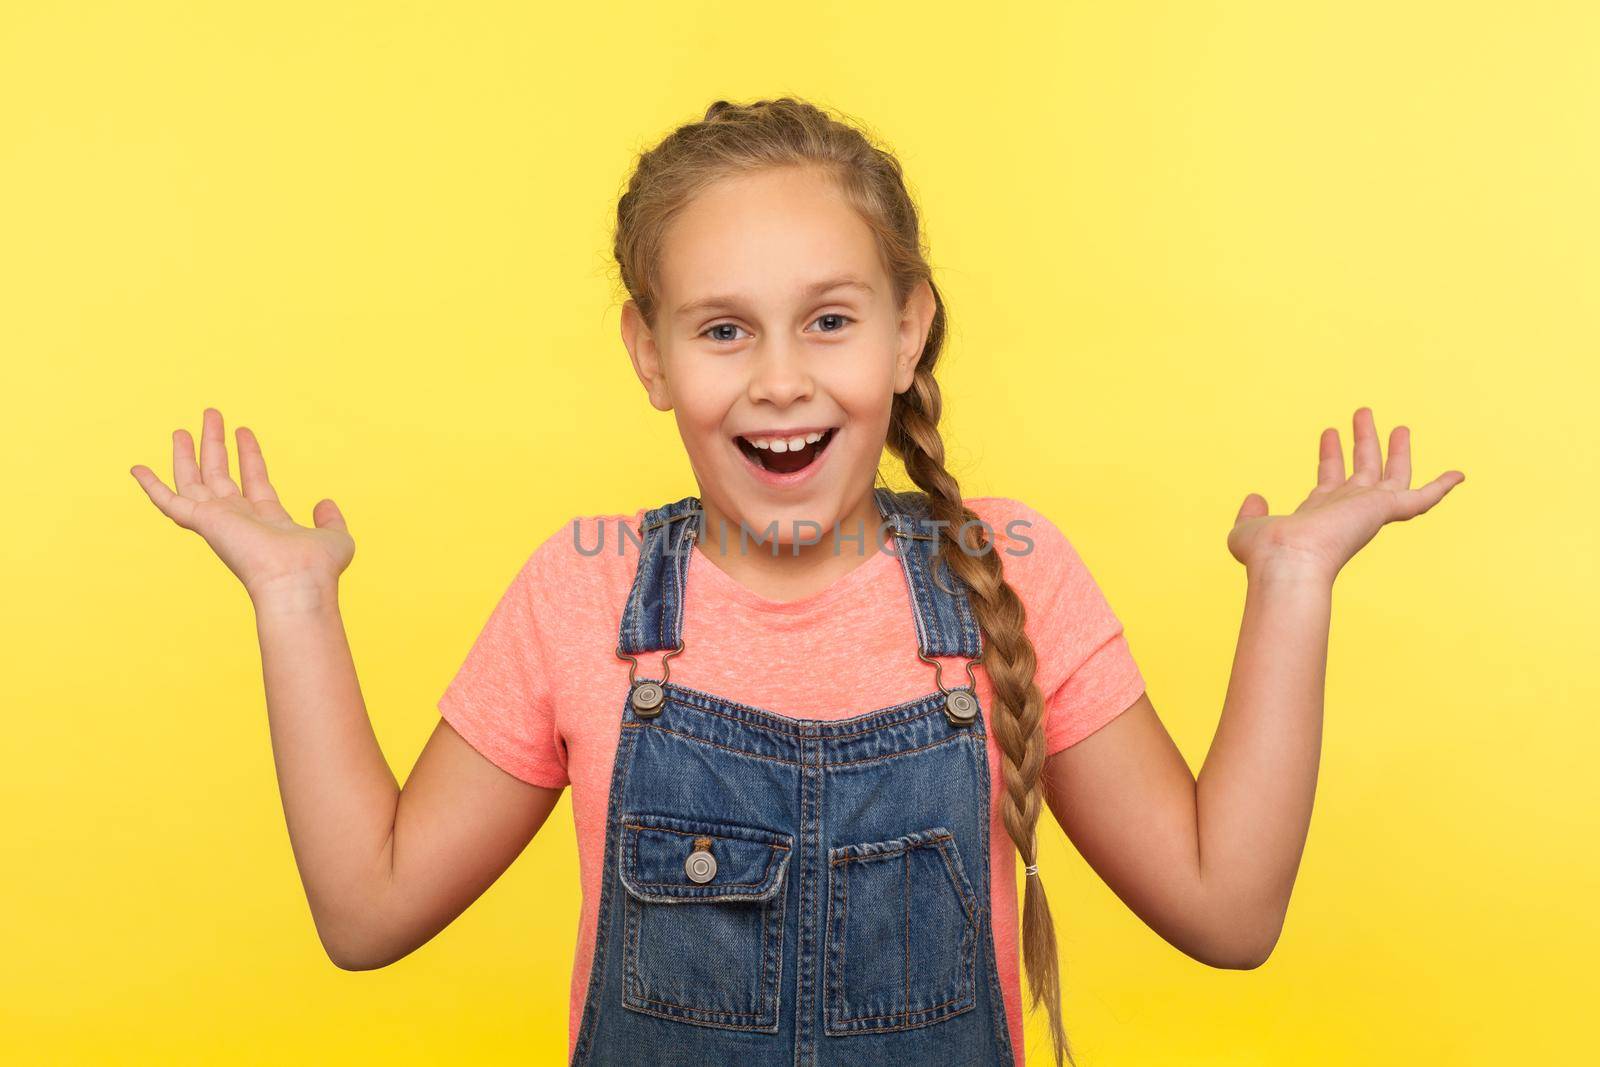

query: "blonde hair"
left=611, top=96, right=1075, bottom=1066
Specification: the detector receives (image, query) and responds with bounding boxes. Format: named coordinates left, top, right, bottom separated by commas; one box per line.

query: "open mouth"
left=734, top=427, right=839, bottom=476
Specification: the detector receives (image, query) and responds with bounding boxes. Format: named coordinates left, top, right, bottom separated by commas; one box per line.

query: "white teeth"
left=741, top=429, right=832, bottom=452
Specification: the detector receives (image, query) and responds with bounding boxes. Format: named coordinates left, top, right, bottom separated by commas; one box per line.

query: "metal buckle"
left=616, top=639, right=683, bottom=718
left=617, top=512, right=697, bottom=718
left=918, top=649, right=981, bottom=726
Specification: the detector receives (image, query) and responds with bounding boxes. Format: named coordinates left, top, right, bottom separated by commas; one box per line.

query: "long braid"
left=886, top=288, right=1075, bottom=1067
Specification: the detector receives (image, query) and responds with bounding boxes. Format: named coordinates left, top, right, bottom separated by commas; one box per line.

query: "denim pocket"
left=824, top=826, right=979, bottom=1035
left=618, top=812, right=793, bottom=1032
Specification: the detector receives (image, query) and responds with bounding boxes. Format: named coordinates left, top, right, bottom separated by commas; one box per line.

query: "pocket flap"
left=619, top=813, right=793, bottom=904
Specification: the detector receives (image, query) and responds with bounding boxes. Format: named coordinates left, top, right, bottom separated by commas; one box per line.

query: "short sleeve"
left=436, top=528, right=571, bottom=789
left=987, top=499, right=1147, bottom=756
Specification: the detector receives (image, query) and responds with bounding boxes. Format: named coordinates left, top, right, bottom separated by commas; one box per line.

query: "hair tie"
left=1023, top=863, right=1039, bottom=877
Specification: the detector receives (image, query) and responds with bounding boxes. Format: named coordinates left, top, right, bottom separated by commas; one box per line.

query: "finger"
left=199, top=407, right=241, bottom=497
left=235, top=426, right=291, bottom=517
left=1317, top=427, right=1345, bottom=488
left=312, top=498, right=349, bottom=534
left=172, top=427, right=208, bottom=499
left=1384, top=425, right=1412, bottom=488
left=1393, top=470, right=1466, bottom=520
left=1235, top=492, right=1269, bottom=523
left=1352, top=406, right=1382, bottom=481
left=130, top=464, right=200, bottom=529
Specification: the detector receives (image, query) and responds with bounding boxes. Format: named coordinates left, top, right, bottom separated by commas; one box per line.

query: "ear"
left=621, top=299, right=674, bottom=412
left=893, top=278, right=935, bottom=395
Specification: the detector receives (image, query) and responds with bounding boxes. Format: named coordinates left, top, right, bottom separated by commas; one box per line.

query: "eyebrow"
left=673, top=275, right=875, bottom=320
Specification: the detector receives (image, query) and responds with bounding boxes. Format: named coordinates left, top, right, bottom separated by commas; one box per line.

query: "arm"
left=1041, top=564, right=1331, bottom=971
left=132, top=408, right=564, bottom=973
left=1042, top=406, right=1463, bottom=969
left=254, top=579, right=565, bottom=970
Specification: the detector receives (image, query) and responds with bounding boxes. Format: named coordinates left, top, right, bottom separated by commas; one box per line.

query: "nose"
left=745, top=338, right=814, bottom=408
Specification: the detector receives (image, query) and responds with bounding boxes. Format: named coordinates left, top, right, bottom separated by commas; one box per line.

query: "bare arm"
left=132, top=408, right=564, bottom=971
left=254, top=579, right=565, bottom=969
left=1041, top=407, right=1462, bottom=970
left=1042, top=566, right=1331, bottom=970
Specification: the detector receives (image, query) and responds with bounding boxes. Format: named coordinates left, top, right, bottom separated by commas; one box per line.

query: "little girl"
left=130, top=97, right=1463, bottom=1067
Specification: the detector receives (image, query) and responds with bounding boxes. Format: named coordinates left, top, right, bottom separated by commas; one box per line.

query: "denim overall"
left=569, top=489, right=1015, bottom=1067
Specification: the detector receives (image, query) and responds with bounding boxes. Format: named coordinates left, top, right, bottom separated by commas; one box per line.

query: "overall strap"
left=616, top=495, right=702, bottom=657
left=615, top=490, right=983, bottom=662
left=873, top=488, right=984, bottom=661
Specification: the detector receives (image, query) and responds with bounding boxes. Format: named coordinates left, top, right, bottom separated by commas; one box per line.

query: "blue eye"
left=700, top=314, right=854, bottom=343
left=704, top=323, right=747, bottom=342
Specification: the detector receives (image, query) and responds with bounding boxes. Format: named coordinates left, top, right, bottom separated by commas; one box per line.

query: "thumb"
left=1235, top=492, right=1269, bottom=524
left=312, top=498, right=348, bottom=533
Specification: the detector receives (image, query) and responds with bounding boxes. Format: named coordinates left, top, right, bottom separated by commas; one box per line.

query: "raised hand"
left=130, top=408, right=355, bottom=602
left=1226, top=407, right=1465, bottom=584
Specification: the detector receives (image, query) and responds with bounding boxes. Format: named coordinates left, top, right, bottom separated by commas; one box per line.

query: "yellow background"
left=3, top=2, right=1594, bottom=1064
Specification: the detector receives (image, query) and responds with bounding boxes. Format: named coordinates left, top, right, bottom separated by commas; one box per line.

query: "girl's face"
left=621, top=165, right=935, bottom=548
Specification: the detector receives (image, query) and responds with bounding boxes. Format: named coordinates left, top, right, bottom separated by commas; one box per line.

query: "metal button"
left=944, top=688, right=978, bottom=726
left=631, top=682, right=664, bottom=717
left=684, top=841, right=717, bottom=883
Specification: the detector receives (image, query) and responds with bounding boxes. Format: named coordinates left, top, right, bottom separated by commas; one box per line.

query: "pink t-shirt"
left=437, top=495, right=1146, bottom=1065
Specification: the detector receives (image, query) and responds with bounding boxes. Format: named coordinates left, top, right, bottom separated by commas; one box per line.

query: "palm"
left=130, top=408, right=355, bottom=599
left=1226, top=407, right=1465, bottom=582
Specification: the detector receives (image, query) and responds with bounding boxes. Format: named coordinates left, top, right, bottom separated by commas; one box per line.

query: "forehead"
left=657, top=166, right=887, bottom=307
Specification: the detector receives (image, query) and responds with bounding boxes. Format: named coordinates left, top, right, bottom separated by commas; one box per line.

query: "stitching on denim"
left=818, top=710, right=962, bottom=743
left=620, top=820, right=784, bottom=1031
left=623, top=502, right=700, bottom=655
left=941, top=832, right=980, bottom=1007
left=764, top=870, right=784, bottom=1022
left=823, top=830, right=980, bottom=1034
left=903, top=848, right=911, bottom=1020
left=621, top=820, right=642, bottom=1006
left=622, top=508, right=655, bottom=653
left=881, top=492, right=937, bottom=656
left=667, top=512, right=690, bottom=647
left=685, top=697, right=943, bottom=741
left=794, top=732, right=818, bottom=1056
left=832, top=976, right=975, bottom=1025
left=622, top=821, right=792, bottom=847
left=933, top=839, right=979, bottom=925
left=636, top=720, right=969, bottom=770
left=646, top=684, right=978, bottom=746
left=637, top=508, right=659, bottom=651
left=826, top=845, right=848, bottom=1023
left=622, top=828, right=786, bottom=891
left=761, top=876, right=775, bottom=1020
left=899, top=532, right=935, bottom=654
left=829, top=831, right=954, bottom=864
left=623, top=994, right=772, bottom=1031
left=632, top=724, right=803, bottom=766
left=603, top=493, right=1005, bottom=1054
left=656, top=682, right=953, bottom=739
left=826, top=1001, right=976, bottom=1035
left=959, top=577, right=982, bottom=656
left=827, top=732, right=967, bottom=768
left=622, top=899, right=783, bottom=1031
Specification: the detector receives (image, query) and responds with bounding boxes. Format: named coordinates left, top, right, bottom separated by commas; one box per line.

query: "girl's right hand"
left=130, top=407, right=356, bottom=603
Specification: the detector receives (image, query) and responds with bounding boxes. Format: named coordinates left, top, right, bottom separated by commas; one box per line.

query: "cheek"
left=667, top=361, right=735, bottom=423
left=824, top=356, right=898, bottom=419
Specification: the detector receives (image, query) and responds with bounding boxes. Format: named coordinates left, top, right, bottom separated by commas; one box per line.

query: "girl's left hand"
left=1226, top=407, right=1465, bottom=584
